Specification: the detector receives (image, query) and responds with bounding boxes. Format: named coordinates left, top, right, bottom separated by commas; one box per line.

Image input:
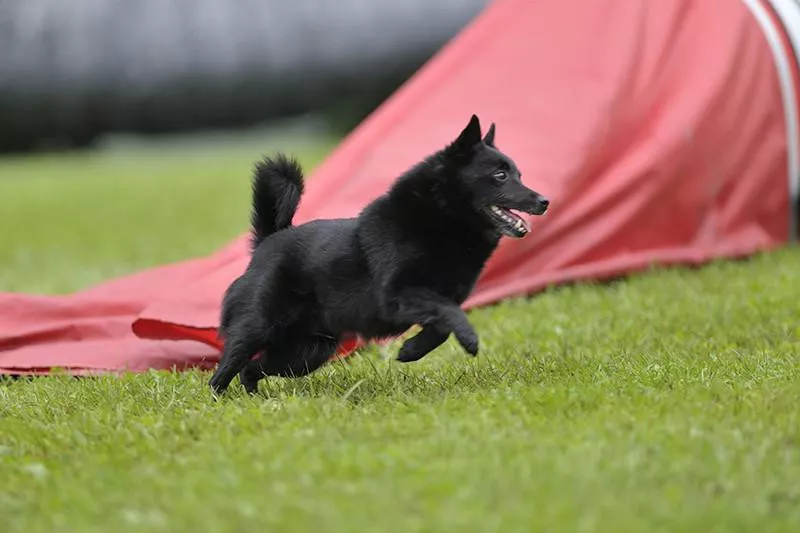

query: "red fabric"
left=1, top=0, right=796, bottom=374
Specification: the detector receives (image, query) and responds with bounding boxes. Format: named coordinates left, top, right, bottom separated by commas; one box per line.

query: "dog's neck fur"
left=384, top=154, right=501, bottom=245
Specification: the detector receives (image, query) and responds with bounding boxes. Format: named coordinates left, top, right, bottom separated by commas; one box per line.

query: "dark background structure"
left=0, top=0, right=487, bottom=152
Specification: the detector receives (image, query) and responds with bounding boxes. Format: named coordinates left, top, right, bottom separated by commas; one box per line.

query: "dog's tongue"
left=515, top=213, right=530, bottom=233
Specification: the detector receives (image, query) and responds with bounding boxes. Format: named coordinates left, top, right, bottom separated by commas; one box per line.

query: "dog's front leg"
left=397, top=326, right=449, bottom=363
left=389, top=288, right=479, bottom=356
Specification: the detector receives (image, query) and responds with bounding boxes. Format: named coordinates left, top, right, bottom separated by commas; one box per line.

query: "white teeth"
left=489, top=205, right=528, bottom=234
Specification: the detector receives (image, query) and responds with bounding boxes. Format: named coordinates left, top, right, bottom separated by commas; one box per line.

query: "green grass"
left=1, top=128, right=799, bottom=532
left=0, top=123, right=337, bottom=293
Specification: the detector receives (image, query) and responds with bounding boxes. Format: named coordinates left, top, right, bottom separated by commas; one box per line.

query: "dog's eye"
left=492, top=170, right=507, bottom=181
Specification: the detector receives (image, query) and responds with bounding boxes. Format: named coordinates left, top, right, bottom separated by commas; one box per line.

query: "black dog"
left=209, top=115, right=549, bottom=394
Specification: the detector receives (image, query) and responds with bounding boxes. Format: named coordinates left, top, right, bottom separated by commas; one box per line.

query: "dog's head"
left=442, top=115, right=549, bottom=238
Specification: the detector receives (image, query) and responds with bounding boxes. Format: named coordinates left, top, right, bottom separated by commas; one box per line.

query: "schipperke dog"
left=209, top=115, right=549, bottom=394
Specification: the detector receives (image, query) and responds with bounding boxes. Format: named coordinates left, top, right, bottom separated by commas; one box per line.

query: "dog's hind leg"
left=209, top=326, right=267, bottom=394
left=238, top=360, right=264, bottom=395
left=257, top=334, right=339, bottom=378
left=397, top=327, right=449, bottom=363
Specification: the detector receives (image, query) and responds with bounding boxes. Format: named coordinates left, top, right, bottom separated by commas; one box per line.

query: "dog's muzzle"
left=482, top=198, right=549, bottom=238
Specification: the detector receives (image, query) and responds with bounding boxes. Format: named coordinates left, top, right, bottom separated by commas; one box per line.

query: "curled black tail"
left=249, top=153, right=305, bottom=250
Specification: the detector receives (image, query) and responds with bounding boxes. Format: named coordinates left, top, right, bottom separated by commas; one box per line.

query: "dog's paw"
left=239, top=365, right=262, bottom=394
left=240, top=380, right=259, bottom=395
left=455, top=330, right=479, bottom=356
left=208, top=374, right=229, bottom=395
left=396, top=345, right=421, bottom=363
left=463, top=339, right=479, bottom=356
left=397, top=337, right=424, bottom=363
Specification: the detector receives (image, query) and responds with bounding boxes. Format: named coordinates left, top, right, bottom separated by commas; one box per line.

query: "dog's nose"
left=538, top=197, right=549, bottom=208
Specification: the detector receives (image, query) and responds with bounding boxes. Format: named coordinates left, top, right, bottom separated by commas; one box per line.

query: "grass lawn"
left=1, top=126, right=799, bottom=533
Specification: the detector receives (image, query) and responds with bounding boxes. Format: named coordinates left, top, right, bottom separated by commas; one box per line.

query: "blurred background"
left=0, top=0, right=488, bottom=292
left=0, top=0, right=488, bottom=152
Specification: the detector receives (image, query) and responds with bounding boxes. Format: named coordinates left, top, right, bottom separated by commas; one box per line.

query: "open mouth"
left=483, top=205, right=530, bottom=238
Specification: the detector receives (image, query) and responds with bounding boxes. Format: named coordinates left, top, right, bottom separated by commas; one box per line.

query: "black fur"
left=209, top=115, right=549, bottom=394
left=249, top=154, right=304, bottom=250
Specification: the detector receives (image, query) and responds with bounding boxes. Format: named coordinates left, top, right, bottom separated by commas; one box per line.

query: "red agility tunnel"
left=2, top=0, right=799, bottom=375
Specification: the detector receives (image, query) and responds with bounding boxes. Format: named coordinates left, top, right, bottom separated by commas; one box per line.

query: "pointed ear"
left=483, top=123, right=496, bottom=147
left=445, top=115, right=482, bottom=158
